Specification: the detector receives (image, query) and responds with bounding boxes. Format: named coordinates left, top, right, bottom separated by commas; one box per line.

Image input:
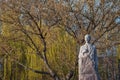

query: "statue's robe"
left=78, top=43, right=99, bottom=80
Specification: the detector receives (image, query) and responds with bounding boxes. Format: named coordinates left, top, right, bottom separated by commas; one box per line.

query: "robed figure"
left=78, top=34, right=100, bottom=80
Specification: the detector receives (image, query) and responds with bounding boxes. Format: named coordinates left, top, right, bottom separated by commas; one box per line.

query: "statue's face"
left=85, top=34, right=91, bottom=43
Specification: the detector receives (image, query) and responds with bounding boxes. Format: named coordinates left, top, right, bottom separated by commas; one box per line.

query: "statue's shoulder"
left=92, top=45, right=96, bottom=48
left=80, top=45, right=86, bottom=49
left=91, top=45, right=96, bottom=51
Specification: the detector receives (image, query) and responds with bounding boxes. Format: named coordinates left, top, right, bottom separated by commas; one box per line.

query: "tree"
left=0, top=0, right=120, bottom=80
left=0, top=0, right=76, bottom=80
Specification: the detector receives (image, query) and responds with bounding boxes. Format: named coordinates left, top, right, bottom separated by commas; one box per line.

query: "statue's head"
left=85, top=34, right=91, bottom=43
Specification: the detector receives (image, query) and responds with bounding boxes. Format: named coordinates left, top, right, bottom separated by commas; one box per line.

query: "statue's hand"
left=83, top=49, right=88, bottom=54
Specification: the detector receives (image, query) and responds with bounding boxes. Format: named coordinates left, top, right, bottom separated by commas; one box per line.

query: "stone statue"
left=78, top=34, right=100, bottom=80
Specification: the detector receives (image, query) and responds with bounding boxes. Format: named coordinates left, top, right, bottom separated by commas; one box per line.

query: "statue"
left=78, top=34, right=100, bottom=80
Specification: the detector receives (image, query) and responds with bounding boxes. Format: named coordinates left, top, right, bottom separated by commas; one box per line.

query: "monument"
left=78, top=34, right=100, bottom=80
